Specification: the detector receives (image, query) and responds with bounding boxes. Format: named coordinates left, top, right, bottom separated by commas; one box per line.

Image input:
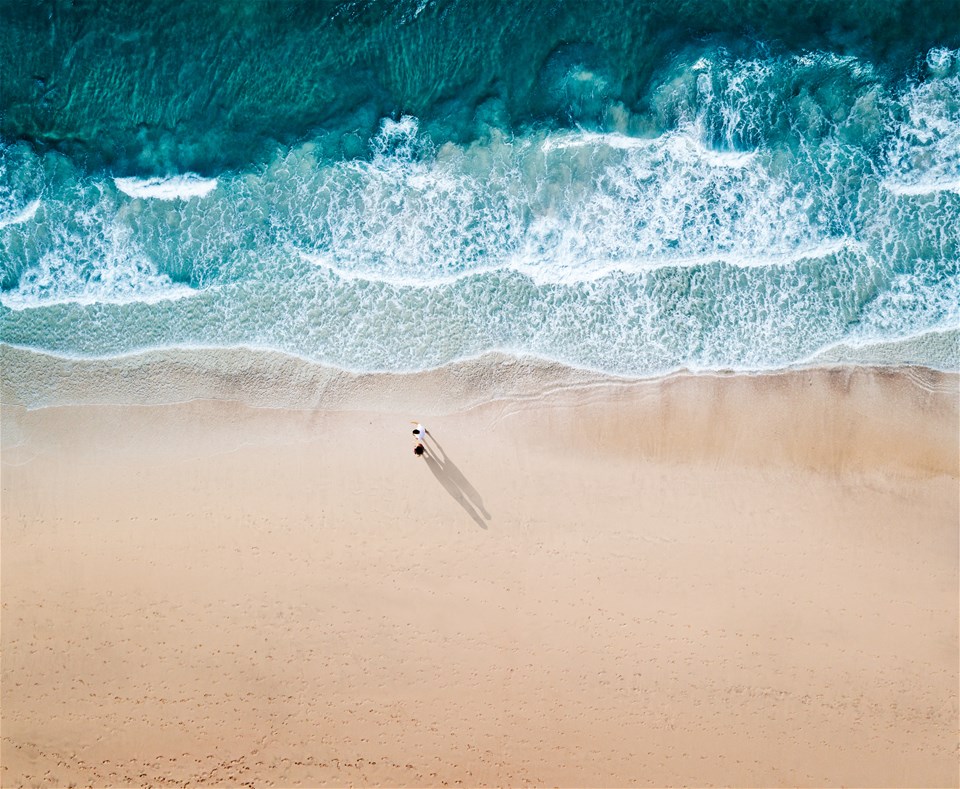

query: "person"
left=410, top=421, right=428, bottom=439
left=413, top=443, right=425, bottom=456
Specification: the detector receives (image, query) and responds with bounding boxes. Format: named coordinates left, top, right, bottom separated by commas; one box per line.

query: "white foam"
left=370, top=116, right=426, bottom=161
left=883, top=56, right=960, bottom=199
left=926, top=47, right=958, bottom=78
left=882, top=177, right=960, bottom=195
left=0, top=198, right=40, bottom=228
left=0, top=283, right=199, bottom=311
left=1, top=219, right=202, bottom=311
left=283, top=121, right=817, bottom=290
left=297, top=239, right=856, bottom=288
left=114, top=174, right=218, bottom=200
left=542, top=123, right=757, bottom=166
left=7, top=68, right=958, bottom=378
left=699, top=148, right=756, bottom=168
left=540, top=131, right=654, bottom=152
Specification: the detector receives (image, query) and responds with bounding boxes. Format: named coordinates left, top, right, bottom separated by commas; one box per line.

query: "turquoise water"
left=1, top=1, right=958, bottom=375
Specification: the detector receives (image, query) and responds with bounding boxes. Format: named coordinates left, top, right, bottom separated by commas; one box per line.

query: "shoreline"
left=2, top=358, right=958, bottom=787
left=2, top=339, right=958, bottom=414
left=3, top=346, right=958, bottom=479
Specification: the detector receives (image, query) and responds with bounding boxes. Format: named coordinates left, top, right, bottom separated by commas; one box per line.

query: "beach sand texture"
left=1, top=363, right=958, bottom=787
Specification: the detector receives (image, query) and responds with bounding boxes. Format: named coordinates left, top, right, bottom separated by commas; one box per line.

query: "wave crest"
left=114, top=175, right=218, bottom=200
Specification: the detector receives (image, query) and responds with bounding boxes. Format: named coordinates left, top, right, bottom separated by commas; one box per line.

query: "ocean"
left=1, top=0, right=959, bottom=377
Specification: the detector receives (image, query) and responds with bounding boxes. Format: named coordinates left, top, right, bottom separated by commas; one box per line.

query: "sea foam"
left=882, top=178, right=960, bottom=195
left=0, top=199, right=40, bottom=228
left=114, top=175, right=218, bottom=200
left=2, top=49, right=957, bottom=376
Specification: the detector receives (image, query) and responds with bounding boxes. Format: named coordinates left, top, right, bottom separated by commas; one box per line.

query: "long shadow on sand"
left=422, top=434, right=491, bottom=530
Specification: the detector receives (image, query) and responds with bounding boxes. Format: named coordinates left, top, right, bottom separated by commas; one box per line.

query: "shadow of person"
left=422, top=435, right=492, bottom=529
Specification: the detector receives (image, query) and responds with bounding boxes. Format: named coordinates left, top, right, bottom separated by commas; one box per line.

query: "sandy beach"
left=1, top=356, right=957, bottom=788
left=4, top=2, right=959, bottom=786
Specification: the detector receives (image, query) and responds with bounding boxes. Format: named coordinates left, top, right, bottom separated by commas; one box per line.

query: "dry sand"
left=1, top=362, right=958, bottom=787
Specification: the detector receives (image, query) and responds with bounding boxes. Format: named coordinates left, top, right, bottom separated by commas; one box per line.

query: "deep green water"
left=1, top=0, right=958, bottom=374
